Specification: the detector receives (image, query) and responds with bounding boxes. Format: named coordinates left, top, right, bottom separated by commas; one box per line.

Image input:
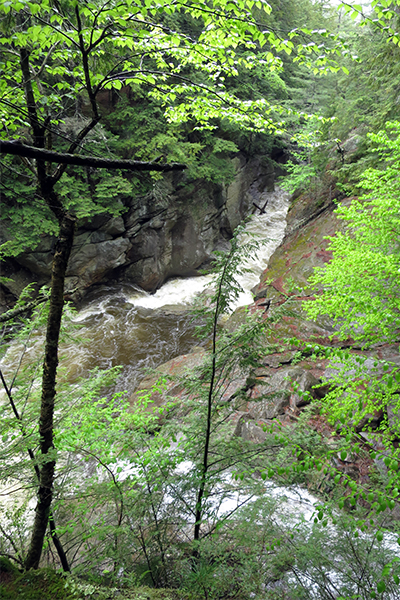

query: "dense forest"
left=1, top=0, right=400, bottom=598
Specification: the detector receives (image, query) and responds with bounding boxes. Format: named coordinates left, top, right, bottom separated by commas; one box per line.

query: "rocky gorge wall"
left=134, top=180, right=400, bottom=504
left=0, top=154, right=275, bottom=310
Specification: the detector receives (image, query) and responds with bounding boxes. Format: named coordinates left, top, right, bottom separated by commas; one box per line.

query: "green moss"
left=0, top=557, right=19, bottom=575
left=0, top=568, right=76, bottom=600
left=0, top=567, right=189, bottom=600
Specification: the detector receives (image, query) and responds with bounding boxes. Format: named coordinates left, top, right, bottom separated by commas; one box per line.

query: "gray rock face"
left=234, top=413, right=268, bottom=443
left=246, top=367, right=320, bottom=421
left=67, top=238, right=131, bottom=288
left=2, top=154, right=275, bottom=303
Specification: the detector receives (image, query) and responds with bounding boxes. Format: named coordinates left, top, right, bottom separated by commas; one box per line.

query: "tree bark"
left=18, top=43, right=72, bottom=572
left=16, top=22, right=186, bottom=570
left=24, top=213, right=75, bottom=571
left=0, top=368, right=70, bottom=572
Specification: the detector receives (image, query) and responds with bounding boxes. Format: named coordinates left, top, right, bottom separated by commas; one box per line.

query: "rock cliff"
left=0, top=154, right=275, bottom=308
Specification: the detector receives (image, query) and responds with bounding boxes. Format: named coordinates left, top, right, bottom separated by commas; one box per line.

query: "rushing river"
left=2, top=187, right=400, bottom=598
left=61, top=186, right=291, bottom=394
left=1, top=188, right=290, bottom=396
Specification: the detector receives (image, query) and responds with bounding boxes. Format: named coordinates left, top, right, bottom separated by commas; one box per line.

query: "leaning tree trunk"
left=19, top=42, right=74, bottom=571
left=25, top=212, right=75, bottom=571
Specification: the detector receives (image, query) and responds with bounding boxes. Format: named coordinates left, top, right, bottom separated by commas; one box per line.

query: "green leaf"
left=377, top=581, right=386, bottom=593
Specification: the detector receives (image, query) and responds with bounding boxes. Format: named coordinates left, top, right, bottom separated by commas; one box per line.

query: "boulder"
left=100, top=216, right=126, bottom=236
left=246, top=367, right=321, bottom=421
left=67, top=238, right=130, bottom=288
left=247, top=382, right=290, bottom=420
left=130, top=350, right=207, bottom=408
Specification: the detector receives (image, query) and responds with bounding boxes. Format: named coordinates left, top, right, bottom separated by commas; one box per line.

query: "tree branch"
left=75, top=6, right=99, bottom=121
left=19, top=48, right=43, bottom=147
left=1, top=141, right=187, bottom=172
left=0, top=296, right=48, bottom=324
left=51, top=117, right=101, bottom=184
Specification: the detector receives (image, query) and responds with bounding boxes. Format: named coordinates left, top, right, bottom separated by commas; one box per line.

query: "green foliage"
left=294, top=121, right=400, bottom=565
left=279, top=155, right=317, bottom=194
left=0, top=565, right=188, bottom=600
left=0, top=0, right=343, bottom=258
left=4, top=0, right=400, bottom=588
left=0, top=157, right=128, bottom=257
left=0, top=0, right=333, bottom=142
left=105, top=97, right=240, bottom=184
left=3, top=222, right=400, bottom=596
left=315, top=2, right=400, bottom=181
left=0, top=161, right=59, bottom=257
left=0, top=568, right=77, bottom=600
left=306, top=121, right=400, bottom=345
left=279, top=121, right=331, bottom=197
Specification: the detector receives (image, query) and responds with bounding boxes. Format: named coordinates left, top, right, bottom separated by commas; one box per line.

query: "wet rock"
left=253, top=366, right=272, bottom=377
left=130, top=350, right=207, bottom=408
left=340, top=132, right=363, bottom=158
left=100, top=216, right=125, bottom=236
left=247, top=383, right=290, bottom=420
left=263, top=351, right=297, bottom=368
left=219, top=370, right=248, bottom=404
left=4, top=154, right=279, bottom=300
left=15, top=248, right=54, bottom=278
left=251, top=285, right=269, bottom=301
left=252, top=193, right=349, bottom=344
left=90, top=231, right=113, bottom=243
left=222, top=156, right=254, bottom=232
left=64, top=276, right=80, bottom=295
left=0, top=259, right=41, bottom=302
left=313, top=382, right=334, bottom=399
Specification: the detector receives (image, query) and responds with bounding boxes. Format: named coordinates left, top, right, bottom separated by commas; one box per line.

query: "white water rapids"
left=2, top=187, right=398, bottom=597
left=11, top=186, right=291, bottom=394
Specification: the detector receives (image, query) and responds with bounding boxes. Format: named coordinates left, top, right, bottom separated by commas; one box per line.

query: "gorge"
left=2, top=0, right=400, bottom=596
left=2, top=155, right=400, bottom=598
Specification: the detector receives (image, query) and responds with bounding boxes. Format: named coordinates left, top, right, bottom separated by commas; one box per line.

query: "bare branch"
left=1, top=141, right=187, bottom=172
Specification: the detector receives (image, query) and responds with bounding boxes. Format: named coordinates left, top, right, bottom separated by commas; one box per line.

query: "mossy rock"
left=0, top=567, right=76, bottom=600
left=0, top=565, right=190, bottom=600
left=0, top=557, right=19, bottom=575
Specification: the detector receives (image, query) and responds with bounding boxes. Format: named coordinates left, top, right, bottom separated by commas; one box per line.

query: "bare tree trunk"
left=18, top=20, right=185, bottom=570
left=193, top=259, right=230, bottom=547
left=25, top=213, right=75, bottom=570
left=0, top=140, right=186, bottom=171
